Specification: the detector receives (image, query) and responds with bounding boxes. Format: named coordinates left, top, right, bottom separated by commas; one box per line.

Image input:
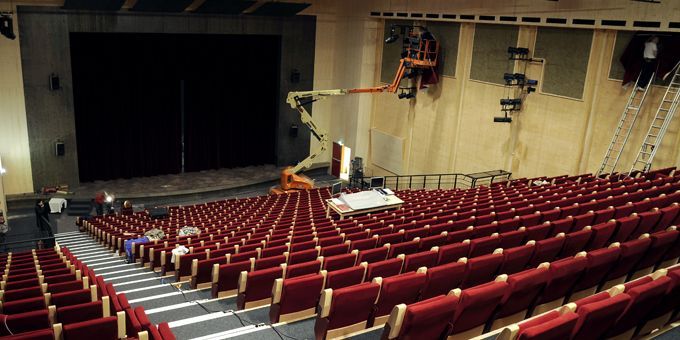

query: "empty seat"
left=237, top=266, right=283, bottom=309
left=585, top=221, right=616, bottom=251
left=59, top=312, right=125, bottom=340
left=498, top=243, right=535, bottom=275
left=605, top=275, right=672, bottom=339
left=0, top=309, right=50, bottom=336
left=399, top=250, right=437, bottom=273
left=270, top=274, right=325, bottom=323
left=314, top=282, right=381, bottom=340
left=254, top=254, right=287, bottom=270
left=559, top=227, right=592, bottom=258
left=211, top=259, right=254, bottom=298
left=469, top=235, right=501, bottom=257
left=381, top=295, right=459, bottom=340
left=491, top=266, right=550, bottom=330
left=286, top=248, right=320, bottom=265
left=528, top=234, right=565, bottom=267
left=612, top=214, right=640, bottom=243
left=630, top=229, right=678, bottom=280
left=420, top=261, right=465, bottom=300
left=369, top=272, right=426, bottom=326
left=319, top=243, right=350, bottom=257
left=434, top=241, right=470, bottom=265
left=283, top=260, right=321, bottom=279
left=532, top=254, right=587, bottom=315
left=388, top=240, right=420, bottom=258
left=525, top=224, right=551, bottom=242
left=601, top=238, right=651, bottom=290
left=570, top=288, right=631, bottom=340
left=52, top=299, right=108, bottom=325
left=322, top=266, right=365, bottom=290
left=321, top=253, right=356, bottom=272
left=632, top=209, right=662, bottom=239
left=363, top=258, right=404, bottom=282
left=460, top=250, right=503, bottom=289
left=499, top=308, right=579, bottom=340
left=356, top=246, right=389, bottom=264
left=569, top=246, right=621, bottom=301
left=418, top=233, right=447, bottom=251
left=498, top=228, right=527, bottom=249
left=449, top=279, right=509, bottom=339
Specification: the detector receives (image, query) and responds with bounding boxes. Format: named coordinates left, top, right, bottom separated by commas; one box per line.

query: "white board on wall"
left=370, top=128, right=404, bottom=174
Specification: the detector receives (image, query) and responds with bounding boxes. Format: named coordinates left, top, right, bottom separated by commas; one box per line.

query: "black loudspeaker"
left=290, top=69, right=300, bottom=83
left=0, top=14, right=15, bottom=40
left=49, top=74, right=60, bottom=91
left=289, top=124, right=299, bottom=137
left=149, top=207, right=169, bottom=219
left=55, top=142, right=65, bottom=156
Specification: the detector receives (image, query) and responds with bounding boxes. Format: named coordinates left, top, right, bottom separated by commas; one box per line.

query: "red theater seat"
left=369, top=272, right=426, bottom=326
left=381, top=295, right=458, bottom=340
left=322, top=266, right=365, bottom=291
left=491, top=266, right=549, bottom=330
left=449, top=280, right=508, bottom=339
left=363, top=258, right=403, bottom=282
left=270, top=274, right=324, bottom=323
left=571, top=290, right=631, bottom=340
left=237, top=266, right=283, bottom=309
left=0, top=309, right=50, bottom=336
left=314, top=282, right=380, bottom=340
left=420, top=261, right=465, bottom=300
left=460, top=251, right=503, bottom=289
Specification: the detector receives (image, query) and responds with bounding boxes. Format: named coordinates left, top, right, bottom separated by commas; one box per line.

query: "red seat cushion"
left=325, top=266, right=365, bottom=290
left=63, top=316, right=118, bottom=340
left=389, top=295, right=458, bottom=340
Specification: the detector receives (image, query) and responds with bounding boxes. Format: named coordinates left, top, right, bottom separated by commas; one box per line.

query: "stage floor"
left=68, top=164, right=283, bottom=199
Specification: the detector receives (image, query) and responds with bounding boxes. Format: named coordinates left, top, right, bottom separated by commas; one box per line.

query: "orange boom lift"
left=271, top=25, right=439, bottom=194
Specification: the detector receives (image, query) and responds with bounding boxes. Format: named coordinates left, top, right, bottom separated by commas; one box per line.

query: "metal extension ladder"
left=596, top=73, right=654, bottom=177
left=629, top=63, right=680, bottom=175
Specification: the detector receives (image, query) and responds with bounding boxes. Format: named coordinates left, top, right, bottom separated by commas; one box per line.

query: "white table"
left=49, top=198, right=67, bottom=213
left=326, top=192, right=404, bottom=220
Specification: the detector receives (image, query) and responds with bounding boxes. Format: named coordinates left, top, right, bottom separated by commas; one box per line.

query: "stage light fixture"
left=385, top=26, right=399, bottom=44
left=527, top=87, right=536, bottom=93
left=494, top=116, right=512, bottom=123
left=527, top=79, right=538, bottom=86
left=500, top=98, right=522, bottom=106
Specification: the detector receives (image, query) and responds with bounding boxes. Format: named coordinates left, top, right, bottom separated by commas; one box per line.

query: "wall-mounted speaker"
left=289, top=124, right=299, bottom=137
left=55, top=141, right=65, bottom=156
left=49, top=74, right=60, bottom=91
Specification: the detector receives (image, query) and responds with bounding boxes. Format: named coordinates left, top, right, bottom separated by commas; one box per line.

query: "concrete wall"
left=0, top=5, right=34, bottom=195
left=18, top=7, right=315, bottom=190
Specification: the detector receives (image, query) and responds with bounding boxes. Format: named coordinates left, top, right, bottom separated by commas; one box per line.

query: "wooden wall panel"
left=0, top=6, right=34, bottom=195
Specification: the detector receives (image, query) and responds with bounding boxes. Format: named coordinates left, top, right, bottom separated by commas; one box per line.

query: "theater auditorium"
left=0, top=0, right=679, bottom=339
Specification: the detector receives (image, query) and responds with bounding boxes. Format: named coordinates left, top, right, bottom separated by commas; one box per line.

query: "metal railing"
left=351, top=170, right=512, bottom=191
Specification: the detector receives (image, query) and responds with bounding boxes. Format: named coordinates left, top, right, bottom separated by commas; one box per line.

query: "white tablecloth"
left=49, top=198, right=67, bottom=213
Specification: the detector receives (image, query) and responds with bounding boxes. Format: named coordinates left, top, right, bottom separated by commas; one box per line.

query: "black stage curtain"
left=70, top=33, right=279, bottom=182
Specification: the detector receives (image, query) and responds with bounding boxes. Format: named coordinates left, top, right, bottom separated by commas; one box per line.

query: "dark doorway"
left=70, top=32, right=280, bottom=182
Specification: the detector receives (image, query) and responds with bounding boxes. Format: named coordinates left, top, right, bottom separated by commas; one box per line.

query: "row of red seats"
left=206, top=180, right=680, bottom=299
left=382, top=264, right=680, bottom=340
left=153, top=175, right=678, bottom=287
